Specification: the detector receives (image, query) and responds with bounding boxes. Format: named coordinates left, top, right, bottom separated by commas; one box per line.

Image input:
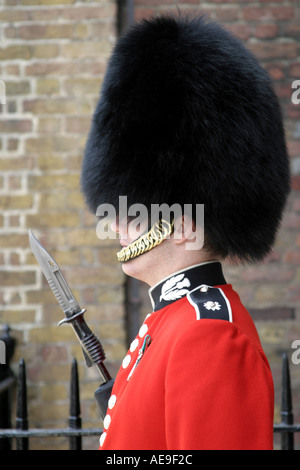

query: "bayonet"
left=29, top=230, right=111, bottom=384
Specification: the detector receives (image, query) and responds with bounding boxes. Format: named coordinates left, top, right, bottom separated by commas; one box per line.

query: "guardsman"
left=81, top=14, right=290, bottom=450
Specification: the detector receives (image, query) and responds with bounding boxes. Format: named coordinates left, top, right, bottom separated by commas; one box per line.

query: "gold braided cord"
left=117, top=219, right=174, bottom=263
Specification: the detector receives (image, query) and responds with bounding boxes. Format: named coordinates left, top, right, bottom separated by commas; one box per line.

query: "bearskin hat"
left=81, top=14, right=290, bottom=263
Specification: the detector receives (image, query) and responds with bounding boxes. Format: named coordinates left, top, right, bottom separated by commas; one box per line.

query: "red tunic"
left=100, top=263, right=274, bottom=450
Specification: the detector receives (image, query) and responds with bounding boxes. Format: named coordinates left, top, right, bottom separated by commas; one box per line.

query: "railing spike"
left=281, top=352, right=294, bottom=450
left=16, top=358, right=29, bottom=450
left=0, top=324, right=16, bottom=450
left=69, top=358, right=82, bottom=450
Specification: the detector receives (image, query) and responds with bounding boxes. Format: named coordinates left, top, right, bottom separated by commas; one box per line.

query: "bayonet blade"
left=29, top=230, right=112, bottom=382
left=29, top=230, right=93, bottom=367
left=29, top=230, right=81, bottom=316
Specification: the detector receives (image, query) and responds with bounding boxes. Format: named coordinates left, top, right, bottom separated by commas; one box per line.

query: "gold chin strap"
left=117, top=219, right=174, bottom=263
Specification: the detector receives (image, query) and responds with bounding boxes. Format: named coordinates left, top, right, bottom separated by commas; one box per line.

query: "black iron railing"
left=273, top=353, right=296, bottom=450
left=0, top=325, right=16, bottom=450
left=0, top=355, right=101, bottom=450
left=0, top=326, right=100, bottom=450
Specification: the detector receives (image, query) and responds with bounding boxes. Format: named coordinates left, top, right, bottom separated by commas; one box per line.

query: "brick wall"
left=0, top=0, right=299, bottom=450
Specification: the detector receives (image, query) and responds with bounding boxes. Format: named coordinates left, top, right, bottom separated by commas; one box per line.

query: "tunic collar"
left=148, top=261, right=226, bottom=312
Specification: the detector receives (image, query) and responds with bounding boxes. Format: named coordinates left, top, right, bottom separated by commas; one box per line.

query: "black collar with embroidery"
left=148, top=262, right=227, bottom=312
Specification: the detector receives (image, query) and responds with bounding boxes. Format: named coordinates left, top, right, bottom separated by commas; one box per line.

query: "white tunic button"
left=99, top=432, right=107, bottom=447
left=108, top=394, right=117, bottom=410
left=130, top=338, right=139, bottom=352
left=103, top=414, right=111, bottom=430
left=122, top=354, right=131, bottom=369
left=139, top=323, right=148, bottom=338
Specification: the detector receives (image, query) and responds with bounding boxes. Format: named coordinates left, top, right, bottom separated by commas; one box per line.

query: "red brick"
left=287, top=286, right=300, bottom=303
left=0, top=155, right=34, bottom=171
left=248, top=42, right=298, bottom=60
left=292, top=175, right=300, bottom=191
left=242, top=266, right=294, bottom=283
left=63, top=78, right=101, bottom=95
left=25, top=61, right=78, bottom=77
left=134, top=8, right=156, bottom=21
left=82, top=287, right=97, bottom=304
left=0, top=233, right=28, bottom=249
left=287, top=140, right=300, bottom=157
left=41, top=345, right=68, bottom=363
left=286, top=103, right=300, bottom=120
left=203, top=0, right=239, bottom=3
left=0, top=194, right=33, bottom=209
left=275, top=83, right=296, bottom=99
left=215, top=8, right=239, bottom=21
left=259, top=0, right=288, bottom=3
left=65, top=116, right=91, bottom=133
left=293, top=197, right=300, bottom=212
left=4, top=64, right=20, bottom=75
left=8, top=215, right=21, bottom=228
left=289, top=63, right=300, bottom=78
left=282, top=212, right=300, bottom=229
left=254, top=23, right=279, bottom=39
left=7, top=177, right=21, bottom=191
left=6, top=80, right=30, bottom=95
left=284, top=22, right=300, bottom=39
left=1, top=271, right=36, bottom=287
left=78, top=60, right=106, bottom=75
left=0, top=9, right=29, bottom=21
left=0, top=119, right=32, bottom=133
left=23, top=98, right=78, bottom=115
left=224, top=24, right=252, bottom=41
left=8, top=252, right=21, bottom=265
left=7, top=138, right=19, bottom=150
left=0, top=45, right=31, bottom=60
left=284, top=251, right=300, bottom=264
left=61, top=5, right=116, bottom=20
left=135, top=0, right=173, bottom=4
left=243, top=6, right=295, bottom=21
left=13, top=24, right=73, bottom=40
left=249, top=307, right=295, bottom=321
left=265, top=64, right=285, bottom=81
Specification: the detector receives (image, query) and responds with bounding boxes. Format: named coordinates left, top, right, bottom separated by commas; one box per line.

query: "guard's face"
left=111, top=215, right=149, bottom=248
left=110, top=215, right=174, bottom=286
left=110, top=214, right=204, bottom=286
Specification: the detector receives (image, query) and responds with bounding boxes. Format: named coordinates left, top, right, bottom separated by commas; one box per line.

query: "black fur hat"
left=81, top=14, right=290, bottom=262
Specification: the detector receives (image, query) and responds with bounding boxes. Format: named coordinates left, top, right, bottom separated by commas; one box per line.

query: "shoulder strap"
left=187, top=285, right=233, bottom=322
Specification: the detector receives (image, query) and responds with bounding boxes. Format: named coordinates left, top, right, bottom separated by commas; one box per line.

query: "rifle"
left=29, top=230, right=114, bottom=420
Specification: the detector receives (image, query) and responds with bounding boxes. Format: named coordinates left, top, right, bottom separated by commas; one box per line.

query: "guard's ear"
left=173, top=215, right=195, bottom=244
left=173, top=215, right=204, bottom=252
